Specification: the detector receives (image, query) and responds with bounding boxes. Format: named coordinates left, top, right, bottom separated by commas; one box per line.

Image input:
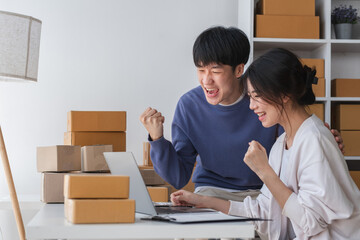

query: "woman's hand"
left=170, top=190, right=207, bottom=208
left=171, top=190, right=231, bottom=214
left=244, top=140, right=273, bottom=180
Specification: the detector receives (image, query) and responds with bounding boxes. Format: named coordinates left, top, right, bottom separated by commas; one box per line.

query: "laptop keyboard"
left=155, top=206, right=216, bottom=214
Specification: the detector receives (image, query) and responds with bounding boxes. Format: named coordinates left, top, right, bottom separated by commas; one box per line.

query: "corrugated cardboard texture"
left=341, top=131, right=360, bottom=156
left=140, top=169, right=166, bottom=185
left=41, top=172, right=68, bottom=203
left=142, top=142, right=152, bottom=166
left=301, top=58, right=325, bottom=78
left=67, top=111, right=126, bottom=132
left=65, top=198, right=135, bottom=224
left=37, top=145, right=81, bottom=172
left=147, top=187, right=168, bottom=202
left=350, top=171, right=360, bottom=189
left=255, top=15, right=319, bottom=39
left=306, top=104, right=324, bottom=122
left=334, top=105, right=360, bottom=130
left=81, top=145, right=113, bottom=172
left=257, top=0, right=315, bottom=16
left=64, top=132, right=126, bottom=151
left=64, top=175, right=129, bottom=199
left=312, top=78, right=325, bottom=97
left=332, top=79, right=360, bottom=97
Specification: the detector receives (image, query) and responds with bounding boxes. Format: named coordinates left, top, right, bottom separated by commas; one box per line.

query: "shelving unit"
left=238, top=0, right=360, bottom=170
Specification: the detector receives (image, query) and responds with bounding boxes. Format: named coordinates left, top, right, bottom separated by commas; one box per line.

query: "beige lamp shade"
left=0, top=10, right=42, bottom=82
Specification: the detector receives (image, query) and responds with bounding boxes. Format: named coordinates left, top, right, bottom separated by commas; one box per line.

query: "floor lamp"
left=0, top=10, right=42, bottom=240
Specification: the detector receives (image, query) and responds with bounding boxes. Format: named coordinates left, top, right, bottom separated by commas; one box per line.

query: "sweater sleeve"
left=282, top=136, right=354, bottom=238
left=149, top=100, right=198, bottom=189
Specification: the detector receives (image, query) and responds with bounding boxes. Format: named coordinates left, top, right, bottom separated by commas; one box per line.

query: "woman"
left=171, top=48, right=360, bottom=239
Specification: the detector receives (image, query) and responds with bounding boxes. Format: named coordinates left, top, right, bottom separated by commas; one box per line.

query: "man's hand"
left=324, top=122, right=345, bottom=154
left=139, top=107, right=165, bottom=141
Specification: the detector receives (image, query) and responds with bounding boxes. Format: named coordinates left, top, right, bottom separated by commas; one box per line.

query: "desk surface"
left=26, top=204, right=254, bottom=239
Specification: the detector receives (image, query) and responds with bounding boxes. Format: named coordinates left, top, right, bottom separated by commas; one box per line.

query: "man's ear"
left=235, top=64, right=244, bottom=78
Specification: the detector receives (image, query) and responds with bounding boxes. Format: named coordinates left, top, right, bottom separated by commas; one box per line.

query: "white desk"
left=26, top=204, right=255, bottom=239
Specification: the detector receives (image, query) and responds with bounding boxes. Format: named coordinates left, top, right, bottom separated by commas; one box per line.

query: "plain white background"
left=0, top=0, right=239, bottom=197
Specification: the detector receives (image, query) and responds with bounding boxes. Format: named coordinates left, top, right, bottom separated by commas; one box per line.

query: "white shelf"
left=240, top=0, right=360, bottom=168
left=254, top=38, right=328, bottom=51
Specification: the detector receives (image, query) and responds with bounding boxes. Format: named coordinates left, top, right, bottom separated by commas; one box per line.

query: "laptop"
left=104, top=152, right=265, bottom=223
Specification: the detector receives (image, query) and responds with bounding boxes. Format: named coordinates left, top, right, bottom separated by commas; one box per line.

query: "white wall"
left=0, top=0, right=238, bottom=197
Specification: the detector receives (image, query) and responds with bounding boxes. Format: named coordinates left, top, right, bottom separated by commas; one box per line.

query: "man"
left=140, top=26, right=343, bottom=201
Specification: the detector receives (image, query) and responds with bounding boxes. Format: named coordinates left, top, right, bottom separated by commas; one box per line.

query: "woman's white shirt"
left=229, top=115, right=360, bottom=240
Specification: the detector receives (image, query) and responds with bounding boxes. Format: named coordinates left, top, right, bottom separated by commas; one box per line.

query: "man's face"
left=197, top=63, right=243, bottom=105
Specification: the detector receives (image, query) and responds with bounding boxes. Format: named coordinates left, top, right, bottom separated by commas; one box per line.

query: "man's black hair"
left=193, top=26, right=250, bottom=71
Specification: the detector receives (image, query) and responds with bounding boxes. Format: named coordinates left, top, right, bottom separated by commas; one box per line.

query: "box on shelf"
left=340, top=131, right=360, bottom=156
left=256, top=0, right=315, bottom=16
left=349, top=171, right=360, bottom=189
left=255, top=15, right=319, bottom=39
left=334, top=105, right=360, bottom=130
left=81, top=145, right=113, bottom=172
left=332, top=79, right=360, bottom=97
left=64, top=175, right=129, bottom=199
left=312, top=77, right=325, bottom=98
left=143, top=142, right=152, bottom=166
left=65, top=198, right=135, bottom=224
left=147, top=187, right=169, bottom=202
left=140, top=168, right=166, bottom=186
left=306, top=103, right=324, bottom=121
left=64, top=131, right=126, bottom=151
left=37, top=145, right=81, bottom=172
left=300, top=58, right=325, bottom=78
left=67, top=111, right=126, bottom=132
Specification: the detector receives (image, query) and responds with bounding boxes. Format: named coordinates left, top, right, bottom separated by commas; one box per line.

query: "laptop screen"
left=104, top=152, right=157, bottom=215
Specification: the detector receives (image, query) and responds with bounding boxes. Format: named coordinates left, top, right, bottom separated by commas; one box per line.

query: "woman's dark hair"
left=242, top=48, right=317, bottom=108
left=193, top=26, right=250, bottom=71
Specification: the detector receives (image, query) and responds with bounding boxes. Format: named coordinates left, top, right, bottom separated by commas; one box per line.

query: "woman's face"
left=247, top=79, right=282, bottom=128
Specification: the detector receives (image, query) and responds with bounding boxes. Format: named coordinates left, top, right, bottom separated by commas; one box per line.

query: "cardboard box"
left=332, top=79, right=360, bottom=97
left=81, top=145, right=113, bottom=172
left=312, top=77, right=325, bottom=97
left=147, top=187, right=168, bottom=202
left=255, top=15, right=319, bottom=39
left=138, top=165, right=154, bottom=170
left=350, top=171, right=360, bottom=189
left=67, top=111, right=126, bottom=132
left=257, top=0, right=315, bottom=16
left=64, top=132, right=126, bottom=151
left=37, top=145, right=81, bottom=172
left=143, top=142, right=152, bottom=166
left=334, top=105, right=360, bottom=130
left=306, top=104, right=324, bottom=122
left=64, top=175, right=129, bottom=199
left=140, top=168, right=166, bottom=186
left=41, top=172, right=68, bottom=203
left=301, top=58, right=325, bottom=78
left=65, top=198, right=135, bottom=223
left=341, top=131, right=360, bottom=156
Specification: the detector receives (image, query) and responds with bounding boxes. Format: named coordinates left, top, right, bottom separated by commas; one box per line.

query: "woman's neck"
left=281, top=105, right=311, bottom=149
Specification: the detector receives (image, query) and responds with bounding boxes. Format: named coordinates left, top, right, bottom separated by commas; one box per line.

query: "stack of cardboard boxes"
left=140, top=142, right=195, bottom=202
left=255, top=0, right=319, bottom=39
left=331, top=81, right=360, bottom=189
left=38, top=111, right=126, bottom=204
left=64, top=175, right=134, bottom=223
left=64, top=111, right=126, bottom=151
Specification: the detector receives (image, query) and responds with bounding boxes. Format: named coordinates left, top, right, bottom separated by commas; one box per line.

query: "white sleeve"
left=228, top=185, right=271, bottom=237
